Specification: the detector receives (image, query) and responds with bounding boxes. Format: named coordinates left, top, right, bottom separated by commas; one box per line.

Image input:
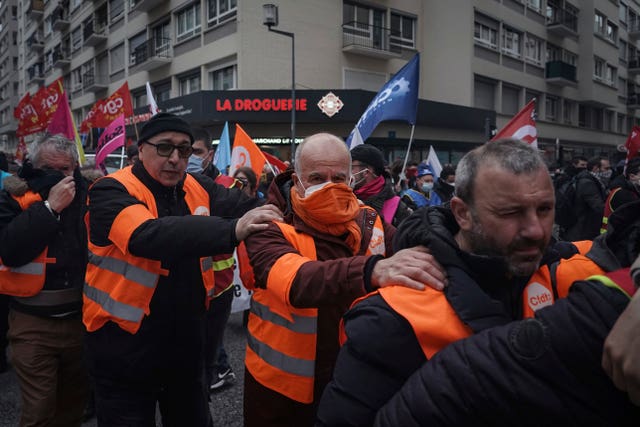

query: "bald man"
left=241, top=133, right=447, bottom=426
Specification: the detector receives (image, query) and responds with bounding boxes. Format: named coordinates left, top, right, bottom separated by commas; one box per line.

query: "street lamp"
left=262, top=3, right=296, bottom=162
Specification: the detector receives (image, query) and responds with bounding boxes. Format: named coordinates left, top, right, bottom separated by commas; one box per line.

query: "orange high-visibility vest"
left=354, top=242, right=606, bottom=360
left=245, top=207, right=386, bottom=404
left=601, top=187, right=623, bottom=234
left=83, top=167, right=214, bottom=334
left=0, top=191, right=56, bottom=297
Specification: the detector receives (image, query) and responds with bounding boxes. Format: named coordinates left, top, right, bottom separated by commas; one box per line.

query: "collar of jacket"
left=132, top=161, right=186, bottom=202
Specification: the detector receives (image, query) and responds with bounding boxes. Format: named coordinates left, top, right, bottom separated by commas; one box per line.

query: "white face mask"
left=422, top=182, right=434, bottom=193
left=298, top=176, right=332, bottom=198
left=350, top=169, right=368, bottom=188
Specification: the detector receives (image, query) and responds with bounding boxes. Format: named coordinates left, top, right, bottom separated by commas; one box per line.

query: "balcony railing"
left=130, top=38, right=172, bottom=71
left=546, top=6, right=578, bottom=36
left=84, top=19, right=108, bottom=46
left=52, top=6, right=70, bottom=31
left=53, top=46, right=70, bottom=68
left=342, top=21, right=402, bottom=59
left=83, top=72, right=108, bottom=91
left=27, top=64, right=45, bottom=82
left=27, top=0, right=45, bottom=18
left=629, top=58, right=640, bottom=74
left=627, top=93, right=640, bottom=108
left=545, top=60, right=577, bottom=86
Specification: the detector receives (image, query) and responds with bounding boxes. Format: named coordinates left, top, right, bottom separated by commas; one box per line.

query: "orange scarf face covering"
left=290, top=182, right=362, bottom=253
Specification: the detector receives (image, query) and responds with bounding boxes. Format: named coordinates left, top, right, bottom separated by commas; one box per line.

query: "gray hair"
left=293, top=133, right=352, bottom=175
left=455, top=138, right=547, bottom=206
left=30, top=133, right=79, bottom=167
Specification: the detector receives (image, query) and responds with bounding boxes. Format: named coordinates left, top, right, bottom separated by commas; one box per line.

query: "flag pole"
left=400, top=125, right=416, bottom=181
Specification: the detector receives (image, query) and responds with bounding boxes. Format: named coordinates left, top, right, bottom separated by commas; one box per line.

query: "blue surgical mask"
left=186, top=154, right=204, bottom=174
left=422, top=182, right=434, bottom=193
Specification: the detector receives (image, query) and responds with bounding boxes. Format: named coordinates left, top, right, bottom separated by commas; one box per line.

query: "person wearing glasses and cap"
left=83, top=113, right=282, bottom=426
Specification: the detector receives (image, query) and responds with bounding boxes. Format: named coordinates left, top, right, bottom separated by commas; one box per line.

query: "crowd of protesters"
left=1, top=121, right=640, bottom=427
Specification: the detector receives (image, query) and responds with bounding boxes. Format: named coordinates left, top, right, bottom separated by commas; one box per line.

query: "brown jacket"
left=243, top=171, right=394, bottom=424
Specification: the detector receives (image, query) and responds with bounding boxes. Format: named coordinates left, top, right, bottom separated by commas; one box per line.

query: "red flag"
left=97, top=82, right=133, bottom=127
left=230, top=125, right=266, bottom=179
left=14, top=93, right=41, bottom=137
left=262, top=151, right=287, bottom=174
left=80, top=99, right=105, bottom=133
left=491, top=99, right=537, bottom=148
left=625, top=125, right=640, bottom=165
left=95, top=114, right=125, bottom=167
left=31, top=78, right=65, bottom=131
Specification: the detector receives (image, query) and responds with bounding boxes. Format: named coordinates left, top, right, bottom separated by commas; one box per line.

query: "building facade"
left=4, top=0, right=639, bottom=165
left=0, top=0, right=19, bottom=153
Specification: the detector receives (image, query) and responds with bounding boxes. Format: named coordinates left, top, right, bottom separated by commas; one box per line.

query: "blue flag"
left=346, top=54, right=420, bottom=149
left=214, top=122, right=231, bottom=174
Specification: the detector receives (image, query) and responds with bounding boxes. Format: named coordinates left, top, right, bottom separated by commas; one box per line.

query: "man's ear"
left=450, top=196, right=472, bottom=231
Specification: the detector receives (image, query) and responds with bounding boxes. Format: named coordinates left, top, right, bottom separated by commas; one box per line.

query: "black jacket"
left=85, top=162, right=259, bottom=384
left=565, top=170, right=606, bottom=241
left=0, top=167, right=88, bottom=317
left=432, top=178, right=454, bottom=204
left=316, top=207, right=579, bottom=426
left=374, top=278, right=640, bottom=427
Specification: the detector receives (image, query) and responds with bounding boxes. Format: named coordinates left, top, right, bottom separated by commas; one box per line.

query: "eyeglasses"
left=143, top=140, right=193, bottom=158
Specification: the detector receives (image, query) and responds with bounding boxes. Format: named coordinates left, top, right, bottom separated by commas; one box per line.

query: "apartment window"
left=502, top=85, right=520, bottom=115
left=207, top=0, right=237, bottom=26
left=594, top=57, right=605, bottom=80
left=620, top=2, right=628, bottom=24
left=153, top=21, right=170, bottom=56
left=176, top=3, right=201, bottom=42
left=606, top=64, right=617, bottom=85
left=620, top=77, right=628, bottom=97
left=631, top=10, right=639, bottom=30
left=71, top=27, right=82, bottom=52
left=620, top=39, right=628, bottom=62
left=605, top=110, right=614, bottom=132
left=71, top=0, right=82, bottom=11
left=109, top=0, right=124, bottom=23
left=473, top=14, right=498, bottom=49
left=502, top=27, right=521, bottom=58
left=524, top=34, right=543, bottom=66
left=71, top=67, right=82, bottom=91
left=343, top=2, right=387, bottom=50
left=179, top=71, right=200, bottom=95
left=564, top=50, right=577, bottom=66
left=594, top=12, right=605, bottom=35
left=110, top=43, right=124, bottom=73
left=527, top=0, right=542, bottom=12
left=474, top=76, right=496, bottom=110
left=606, top=21, right=618, bottom=43
left=617, top=114, right=625, bottom=133
left=210, top=64, right=236, bottom=90
left=129, top=32, right=146, bottom=65
left=563, top=99, right=573, bottom=124
left=153, top=80, right=171, bottom=102
left=131, top=89, right=147, bottom=109
left=44, top=16, right=52, bottom=37
left=546, top=95, right=558, bottom=121
left=390, top=12, right=416, bottom=49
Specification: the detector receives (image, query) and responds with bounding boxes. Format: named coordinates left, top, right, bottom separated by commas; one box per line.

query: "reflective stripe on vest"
left=83, top=168, right=212, bottom=334
left=245, top=209, right=386, bottom=403
left=0, top=191, right=56, bottom=297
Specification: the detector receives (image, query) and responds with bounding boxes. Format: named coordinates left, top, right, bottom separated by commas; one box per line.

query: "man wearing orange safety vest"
left=0, top=134, right=89, bottom=426
left=319, top=139, right=638, bottom=426
left=242, top=133, right=448, bottom=427
left=83, top=113, right=282, bottom=426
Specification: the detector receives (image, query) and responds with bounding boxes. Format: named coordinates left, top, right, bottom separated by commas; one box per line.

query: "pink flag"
left=491, top=99, right=537, bottom=148
left=95, top=114, right=126, bottom=167
left=47, top=92, right=75, bottom=139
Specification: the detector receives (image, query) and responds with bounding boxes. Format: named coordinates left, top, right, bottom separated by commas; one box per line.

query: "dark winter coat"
left=316, top=206, right=582, bottom=426
left=85, top=162, right=258, bottom=384
left=565, top=170, right=606, bottom=241
left=0, top=167, right=88, bottom=317
left=432, top=178, right=454, bottom=203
